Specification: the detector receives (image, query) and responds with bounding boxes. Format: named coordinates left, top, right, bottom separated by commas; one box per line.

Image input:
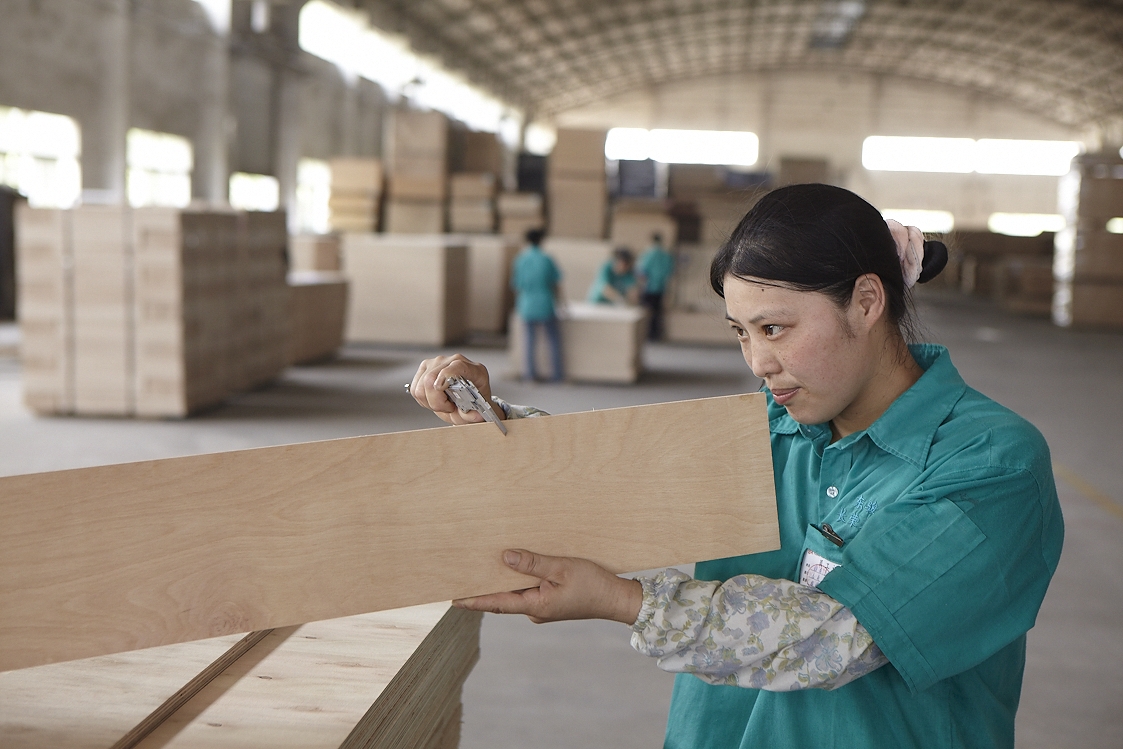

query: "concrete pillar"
left=274, top=69, right=304, bottom=232
left=81, top=0, right=130, bottom=204
left=193, top=29, right=231, bottom=203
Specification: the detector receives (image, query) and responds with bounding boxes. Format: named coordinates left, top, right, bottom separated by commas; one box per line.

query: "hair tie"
left=885, top=219, right=923, bottom=288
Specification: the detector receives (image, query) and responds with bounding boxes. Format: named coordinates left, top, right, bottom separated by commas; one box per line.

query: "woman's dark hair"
left=710, top=184, right=947, bottom=336
left=612, top=247, right=635, bottom=266
left=525, top=228, right=545, bottom=246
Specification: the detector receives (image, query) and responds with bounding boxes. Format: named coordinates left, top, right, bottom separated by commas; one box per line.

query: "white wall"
left=556, top=71, right=1082, bottom=229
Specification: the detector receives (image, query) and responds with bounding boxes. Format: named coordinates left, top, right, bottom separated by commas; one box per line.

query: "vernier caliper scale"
left=444, top=376, right=507, bottom=435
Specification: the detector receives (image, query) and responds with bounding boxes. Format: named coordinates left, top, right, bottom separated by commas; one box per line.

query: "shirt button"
left=826, top=486, right=839, bottom=498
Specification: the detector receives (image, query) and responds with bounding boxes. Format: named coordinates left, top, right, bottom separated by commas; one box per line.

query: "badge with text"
left=799, top=549, right=841, bottom=590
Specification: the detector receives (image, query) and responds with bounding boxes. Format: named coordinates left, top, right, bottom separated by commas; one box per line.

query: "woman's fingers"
left=410, top=354, right=493, bottom=425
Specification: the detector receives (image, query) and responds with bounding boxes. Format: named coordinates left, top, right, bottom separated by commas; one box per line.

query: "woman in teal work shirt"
left=411, top=184, right=1064, bottom=749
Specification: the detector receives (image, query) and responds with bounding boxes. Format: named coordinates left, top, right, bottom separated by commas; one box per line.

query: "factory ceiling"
left=353, top=0, right=1123, bottom=128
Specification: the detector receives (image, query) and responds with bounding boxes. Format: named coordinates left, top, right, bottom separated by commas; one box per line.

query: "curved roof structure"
left=355, top=0, right=1123, bottom=128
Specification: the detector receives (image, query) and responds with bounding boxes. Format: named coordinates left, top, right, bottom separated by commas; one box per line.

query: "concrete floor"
left=0, top=289, right=1119, bottom=748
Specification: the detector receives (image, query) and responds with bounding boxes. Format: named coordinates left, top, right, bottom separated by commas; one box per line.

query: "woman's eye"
left=763, top=325, right=783, bottom=336
left=732, top=326, right=747, bottom=338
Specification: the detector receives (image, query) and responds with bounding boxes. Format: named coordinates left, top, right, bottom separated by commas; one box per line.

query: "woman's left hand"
left=454, top=549, right=644, bottom=625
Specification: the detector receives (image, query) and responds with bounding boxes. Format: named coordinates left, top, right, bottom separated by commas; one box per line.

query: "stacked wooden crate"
left=342, top=233, right=469, bottom=346
left=1054, top=151, right=1123, bottom=329
left=449, top=173, right=497, bottom=233
left=289, top=233, right=341, bottom=271
left=14, top=206, right=73, bottom=414
left=497, top=192, right=543, bottom=240
left=548, top=128, right=607, bottom=238
left=329, top=158, right=383, bottom=233
left=288, top=270, right=348, bottom=365
left=385, top=110, right=448, bottom=234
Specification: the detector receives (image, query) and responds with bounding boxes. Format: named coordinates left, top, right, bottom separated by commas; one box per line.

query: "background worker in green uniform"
left=587, top=247, right=639, bottom=305
left=510, top=228, right=563, bottom=382
left=411, top=184, right=1064, bottom=749
left=638, top=232, right=674, bottom=339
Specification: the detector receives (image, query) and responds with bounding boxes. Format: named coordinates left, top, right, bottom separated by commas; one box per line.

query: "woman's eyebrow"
left=727, top=309, right=787, bottom=326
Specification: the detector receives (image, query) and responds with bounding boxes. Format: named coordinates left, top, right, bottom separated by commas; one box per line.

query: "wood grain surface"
left=0, top=394, right=777, bottom=671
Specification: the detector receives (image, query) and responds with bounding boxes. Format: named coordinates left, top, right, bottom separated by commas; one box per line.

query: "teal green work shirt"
left=587, top=260, right=638, bottom=303
left=639, top=245, right=674, bottom=293
left=510, top=245, right=561, bottom=322
left=665, top=344, right=1063, bottom=749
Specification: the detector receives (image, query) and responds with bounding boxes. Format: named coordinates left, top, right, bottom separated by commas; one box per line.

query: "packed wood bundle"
left=464, top=234, right=517, bottom=333
left=541, top=237, right=612, bottom=303
left=14, top=205, right=73, bottom=414
left=548, top=129, right=607, bottom=239
left=385, top=110, right=448, bottom=233
left=458, top=130, right=503, bottom=175
left=329, top=158, right=383, bottom=233
left=450, top=174, right=496, bottom=232
left=71, top=205, right=133, bottom=416
left=550, top=128, right=608, bottom=176
left=662, top=244, right=737, bottom=346
left=384, top=200, right=445, bottom=234
left=289, top=233, right=341, bottom=271
left=610, top=202, right=678, bottom=251
left=0, top=603, right=482, bottom=749
left=497, top=192, right=543, bottom=241
left=509, top=301, right=647, bottom=383
left=288, top=271, right=348, bottom=364
left=342, top=234, right=469, bottom=345
left=1054, top=151, right=1123, bottom=329
left=236, top=211, right=290, bottom=390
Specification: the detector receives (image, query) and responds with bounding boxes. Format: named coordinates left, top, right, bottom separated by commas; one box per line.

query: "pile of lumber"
left=449, top=173, right=496, bottom=233
left=17, top=205, right=290, bottom=418
left=548, top=128, right=607, bottom=238
left=497, top=192, right=543, bottom=241
left=385, top=110, right=449, bottom=234
left=288, top=270, right=348, bottom=365
left=0, top=603, right=481, bottom=749
left=1054, top=151, right=1123, bottom=329
left=329, top=158, right=383, bottom=233
left=342, top=233, right=469, bottom=345
left=289, top=232, right=341, bottom=271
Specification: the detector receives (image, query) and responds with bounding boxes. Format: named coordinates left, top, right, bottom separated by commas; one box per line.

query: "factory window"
left=298, top=0, right=513, bottom=133
left=1107, top=217, right=1123, bottom=234
left=988, top=213, right=1065, bottom=237
left=605, top=128, right=759, bottom=167
left=863, top=136, right=1081, bottom=176
left=0, top=105, right=81, bottom=208
left=880, top=209, right=955, bottom=234
left=229, top=172, right=279, bottom=212
left=296, top=159, right=331, bottom=234
left=126, top=129, right=193, bottom=208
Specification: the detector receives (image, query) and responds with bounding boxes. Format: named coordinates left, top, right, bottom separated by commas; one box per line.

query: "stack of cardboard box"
left=497, top=192, right=543, bottom=241
left=548, top=129, right=607, bottom=238
left=385, top=110, right=448, bottom=234
left=1055, top=151, right=1123, bottom=329
left=329, top=158, right=383, bottom=233
left=449, top=173, right=496, bottom=233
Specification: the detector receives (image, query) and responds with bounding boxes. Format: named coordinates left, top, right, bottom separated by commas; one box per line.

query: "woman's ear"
left=850, top=273, right=887, bottom=331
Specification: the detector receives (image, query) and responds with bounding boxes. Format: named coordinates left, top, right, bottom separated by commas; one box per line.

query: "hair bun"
left=918, top=240, right=949, bottom=284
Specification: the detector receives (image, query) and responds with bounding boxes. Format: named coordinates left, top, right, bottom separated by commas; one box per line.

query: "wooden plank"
left=0, top=394, right=778, bottom=671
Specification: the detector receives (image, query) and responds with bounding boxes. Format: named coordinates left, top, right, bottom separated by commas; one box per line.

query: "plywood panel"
left=0, top=393, right=777, bottom=671
left=464, top=235, right=516, bottom=333
left=509, top=303, right=647, bottom=383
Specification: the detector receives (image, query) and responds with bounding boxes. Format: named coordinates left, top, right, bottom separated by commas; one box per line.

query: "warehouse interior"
left=0, top=1, right=1121, bottom=747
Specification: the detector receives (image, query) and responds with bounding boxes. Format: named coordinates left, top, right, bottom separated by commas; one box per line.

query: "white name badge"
left=799, top=549, right=841, bottom=590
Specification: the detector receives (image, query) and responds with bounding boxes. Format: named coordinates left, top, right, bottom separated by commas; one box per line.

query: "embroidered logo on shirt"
left=846, top=495, right=879, bottom=528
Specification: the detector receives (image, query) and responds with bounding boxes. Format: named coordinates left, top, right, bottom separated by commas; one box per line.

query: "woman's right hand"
left=409, top=354, right=502, bottom=425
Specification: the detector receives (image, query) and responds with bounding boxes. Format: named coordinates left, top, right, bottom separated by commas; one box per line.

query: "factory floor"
left=0, top=288, right=1119, bottom=748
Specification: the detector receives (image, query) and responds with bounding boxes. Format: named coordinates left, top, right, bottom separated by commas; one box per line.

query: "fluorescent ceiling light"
left=881, top=209, right=955, bottom=234
left=524, top=124, right=558, bottom=156
left=987, top=212, right=1065, bottom=237
left=229, top=172, right=279, bottom=212
left=863, top=136, right=1082, bottom=176
left=1106, top=217, right=1123, bottom=234
left=863, top=136, right=975, bottom=173
left=605, top=128, right=758, bottom=166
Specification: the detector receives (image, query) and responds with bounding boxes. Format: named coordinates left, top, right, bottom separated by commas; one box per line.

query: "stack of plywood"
left=497, top=192, right=543, bottom=241
left=664, top=244, right=738, bottom=346
left=1054, top=151, right=1123, bottom=329
left=0, top=604, right=482, bottom=749
left=342, top=233, right=468, bottom=345
left=610, top=200, right=678, bottom=252
left=459, top=129, right=503, bottom=175
left=542, top=237, right=612, bottom=303
left=386, top=110, right=448, bottom=234
left=289, top=233, right=341, bottom=271
left=954, top=231, right=1054, bottom=298
left=17, top=206, right=290, bottom=418
left=449, top=173, right=496, bottom=233
left=996, top=256, right=1055, bottom=316
left=288, top=270, right=348, bottom=364
left=14, top=206, right=73, bottom=414
left=71, top=205, right=133, bottom=415
left=329, top=158, right=383, bottom=233
left=548, top=129, right=607, bottom=238
left=509, top=301, right=647, bottom=383
left=463, top=234, right=517, bottom=334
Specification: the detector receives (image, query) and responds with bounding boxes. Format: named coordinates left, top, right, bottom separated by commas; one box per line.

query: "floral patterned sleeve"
left=491, top=396, right=549, bottom=419
left=631, top=569, right=888, bottom=691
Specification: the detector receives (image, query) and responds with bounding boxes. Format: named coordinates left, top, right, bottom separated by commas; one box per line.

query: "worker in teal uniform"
left=587, top=247, right=639, bottom=305
left=638, top=232, right=674, bottom=339
left=510, top=228, right=563, bottom=382
left=410, top=184, right=1064, bottom=749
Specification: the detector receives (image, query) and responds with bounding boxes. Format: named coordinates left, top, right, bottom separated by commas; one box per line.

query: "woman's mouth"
left=769, top=387, right=799, bottom=405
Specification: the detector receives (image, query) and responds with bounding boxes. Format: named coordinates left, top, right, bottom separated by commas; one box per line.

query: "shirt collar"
left=767, top=344, right=966, bottom=468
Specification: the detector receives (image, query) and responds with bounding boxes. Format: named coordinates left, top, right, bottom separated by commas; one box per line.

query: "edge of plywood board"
left=0, top=393, right=777, bottom=671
